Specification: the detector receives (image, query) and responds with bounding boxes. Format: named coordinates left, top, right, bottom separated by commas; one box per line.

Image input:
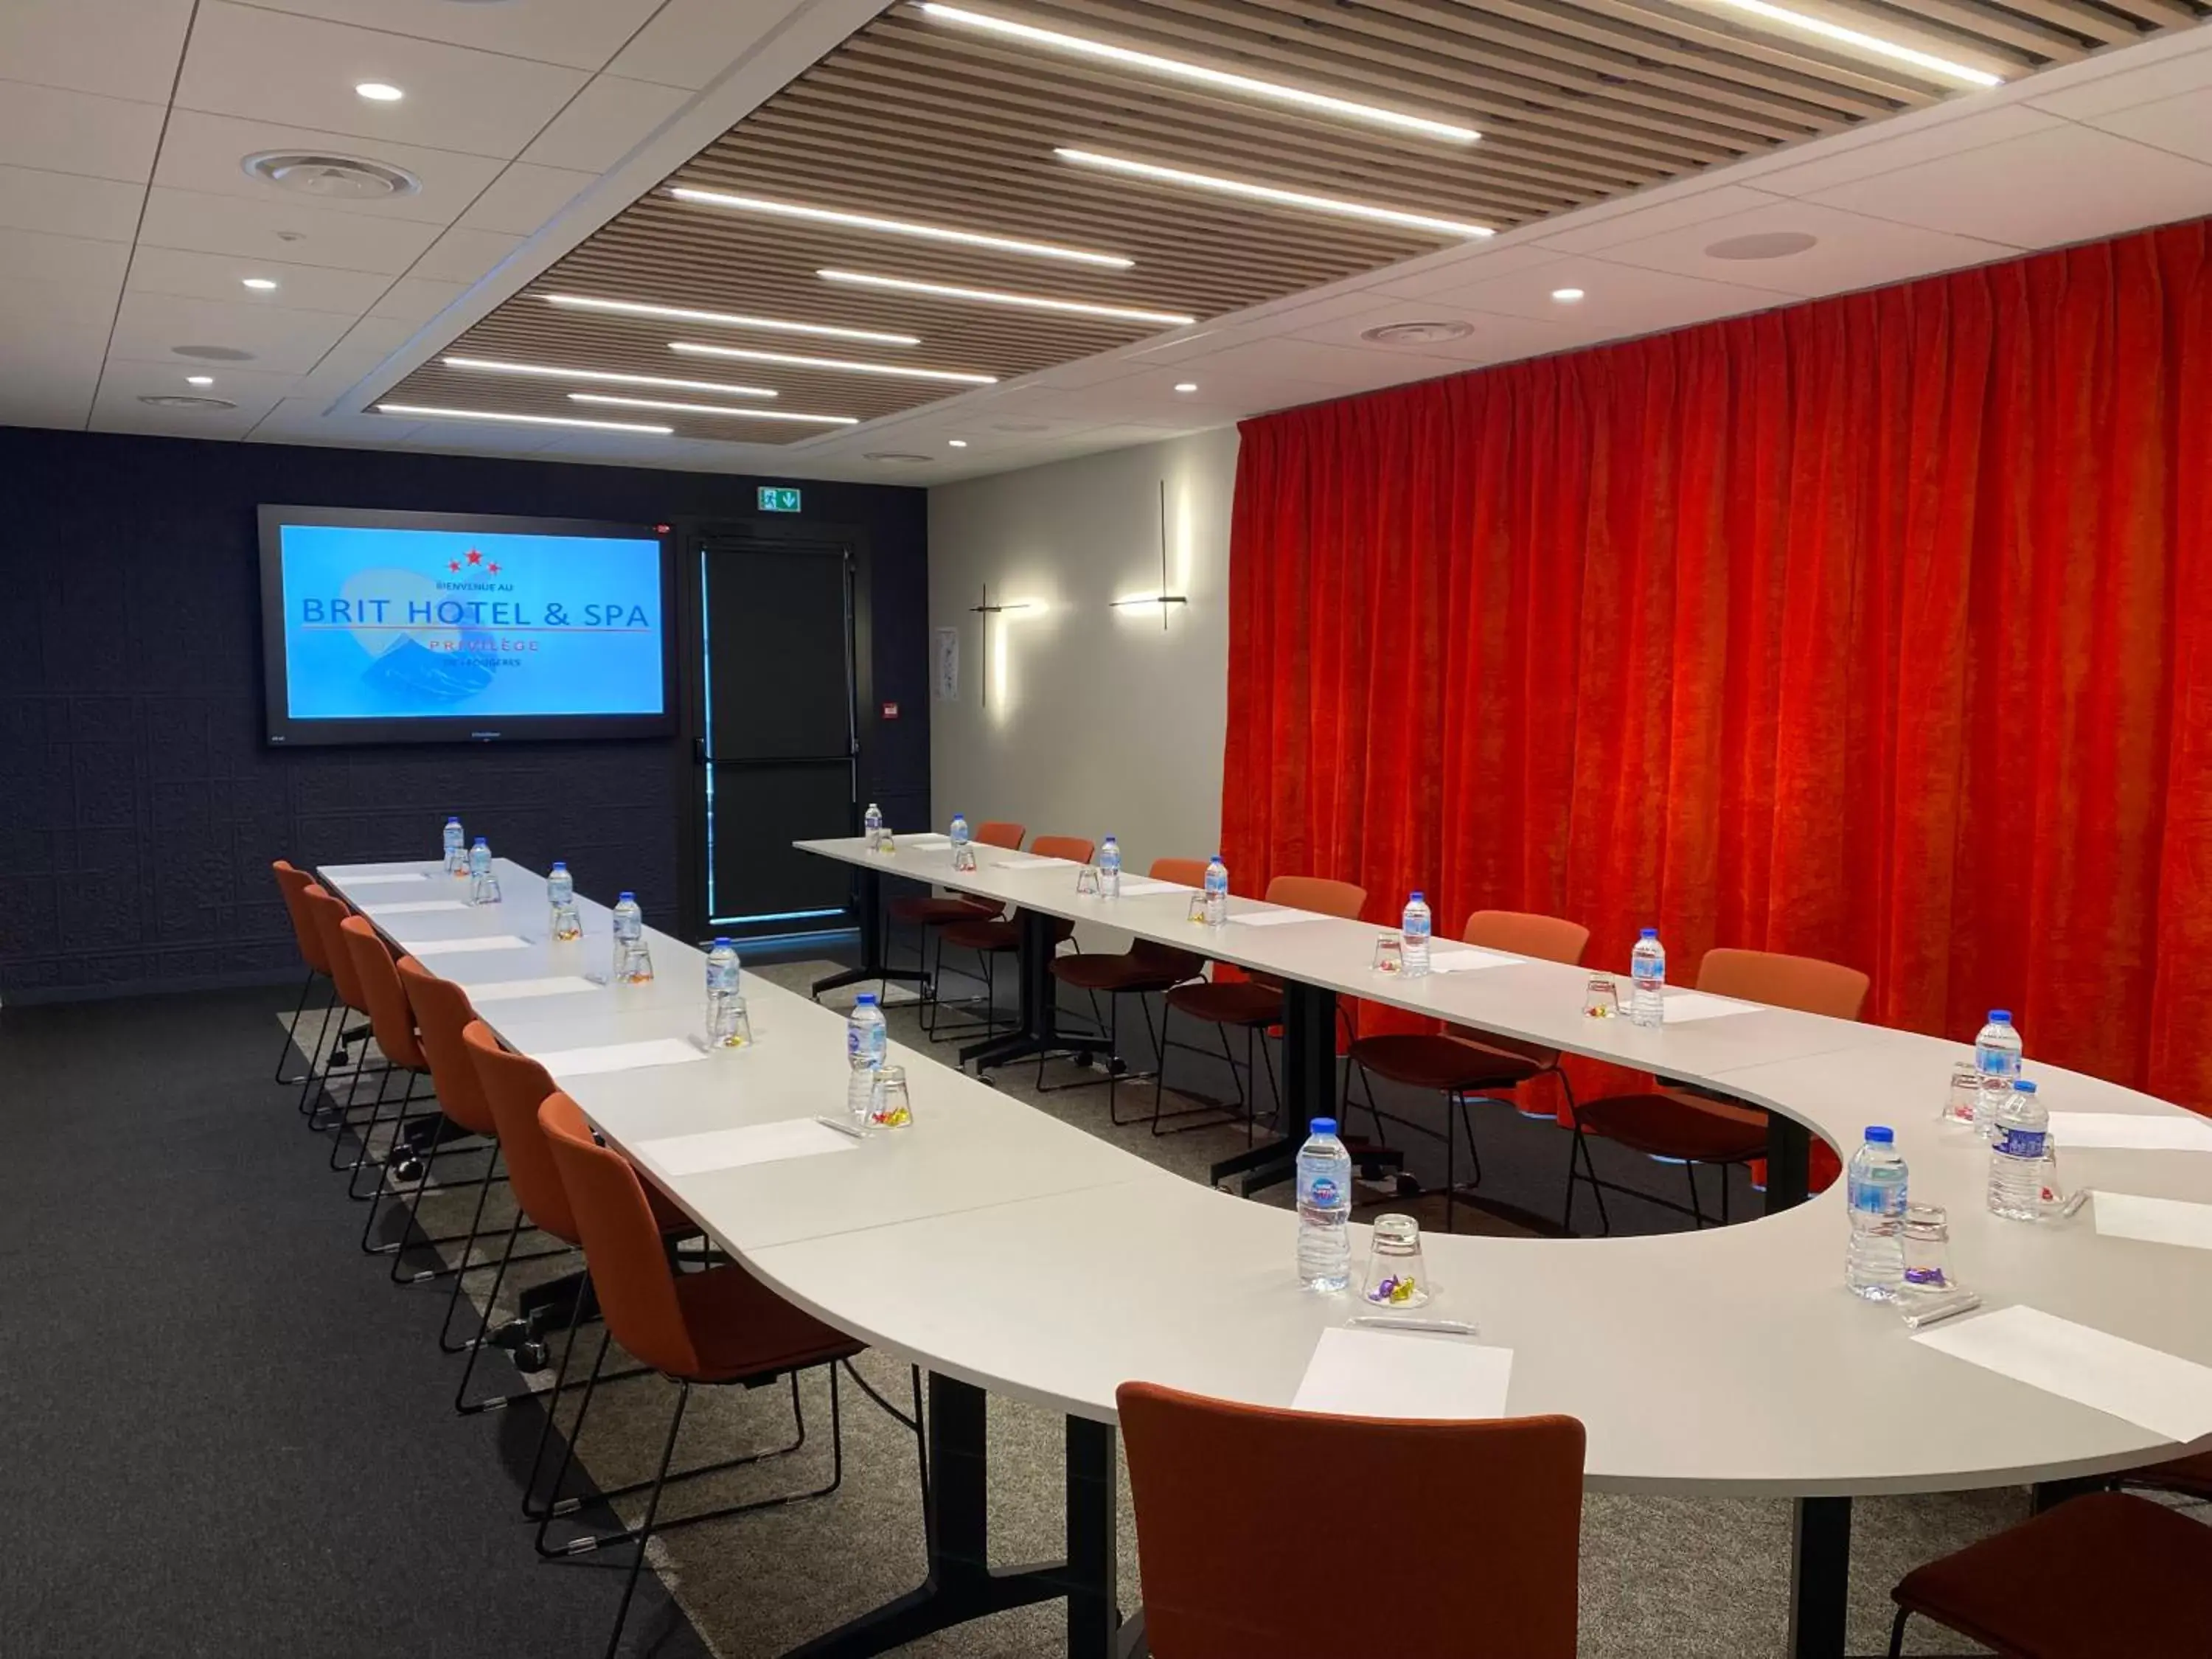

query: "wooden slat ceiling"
left=392, top=0, right=2207, bottom=446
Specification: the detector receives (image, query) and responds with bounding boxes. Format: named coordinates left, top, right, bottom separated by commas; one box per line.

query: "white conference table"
left=325, top=853, right=2212, bottom=1659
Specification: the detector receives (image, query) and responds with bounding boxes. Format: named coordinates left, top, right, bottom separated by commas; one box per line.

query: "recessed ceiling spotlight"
left=1054, top=150, right=1492, bottom=240
left=817, top=269, right=1193, bottom=327
left=544, top=293, right=920, bottom=347
left=139, top=394, right=236, bottom=411
left=1173, top=383, right=1198, bottom=394
left=355, top=82, right=404, bottom=102
left=667, top=187, right=1132, bottom=269
left=1551, top=288, right=1585, bottom=302
left=1683, top=0, right=2002, bottom=87
left=1360, top=319, right=1473, bottom=344
left=1705, top=231, right=1820, bottom=260
left=241, top=277, right=279, bottom=291
left=173, top=344, right=257, bottom=361
left=669, top=341, right=997, bottom=386
left=243, top=151, right=420, bottom=201
left=378, top=403, right=673, bottom=434
left=917, top=4, right=1477, bottom=143
left=864, top=452, right=933, bottom=465
left=442, top=356, right=778, bottom=399
left=947, top=439, right=968, bottom=448
left=566, top=394, right=858, bottom=425
left=184, top=375, right=215, bottom=386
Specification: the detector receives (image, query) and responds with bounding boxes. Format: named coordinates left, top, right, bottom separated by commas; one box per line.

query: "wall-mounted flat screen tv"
left=259, top=505, right=676, bottom=746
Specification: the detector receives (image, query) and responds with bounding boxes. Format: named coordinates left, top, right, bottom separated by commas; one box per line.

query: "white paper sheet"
left=467, top=975, right=600, bottom=1004
left=988, top=854, right=1073, bottom=869
left=1912, top=1305, right=2212, bottom=1443
left=402, top=934, right=532, bottom=958
left=901, top=833, right=951, bottom=848
left=1107, top=877, right=1189, bottom=897
left=641, top=1119, right=860, bottom=1178
left=1291, top=1326, right=1514, bottom=1421
left=1426, top=947, right=1521, bottom=975
left=1222, top=910, right=1324, bottom=929
left=1658, top=991, right=1761, bottom=1023
left=362, top=900, right=469, bottom=917
left=2045, top=1112, right=2212, bottom=1153
left=536, top=1038, right=709, bottom=1078
left=327, top=872, right=431, bottom=886
left=2095, top=1192, right=2212, bottom=1252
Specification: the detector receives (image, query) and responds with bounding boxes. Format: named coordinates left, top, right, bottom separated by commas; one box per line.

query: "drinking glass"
left=709, top=995, right=752, bottom=1050
left=1186, top=894, right=1210, bottom=925
left=1371, top=935, right=1404, bottom=975
left=1074, top=864, right=1101, bottom=897
left=1900, top=1204, right=1954, bottom=1295
left=846, top=1067, right=879, bottom=1130
left=470, top=872, right=502, bottom=906
left=951, top=845, right=977, bottom=873
left=1943, top=1063, right=1980, bottom=1127
left=871, top=1065, right=914, bottom=1130
left=1361, top=1214, right=1430, bottom=1309
left=877, top=830, right=897, bottom=856
left=1583, top=975, right=1621, bottom=1020
left=550, top=900, right=582, bottom=942
left=617, top=939, right=655, bottom=985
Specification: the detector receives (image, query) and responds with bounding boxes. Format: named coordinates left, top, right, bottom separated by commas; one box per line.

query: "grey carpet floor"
left=325, top=959, right=2212, bottom=1658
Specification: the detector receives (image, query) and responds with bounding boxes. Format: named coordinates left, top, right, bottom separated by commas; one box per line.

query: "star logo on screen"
left=448, top=559, right=461, bottom=572
left=465, top=549, right=483, bottom=566
left=487, top=562, right=501, bottom=574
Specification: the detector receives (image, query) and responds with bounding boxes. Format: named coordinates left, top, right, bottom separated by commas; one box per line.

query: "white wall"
left=925, top=428, right=1238, bottom=880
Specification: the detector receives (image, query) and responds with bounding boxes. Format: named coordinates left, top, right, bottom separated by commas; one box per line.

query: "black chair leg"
left=1564, top=1124, right=1612, bottom=1237
left=602, top=1379, right=689, bottom=1659
left=1888, top=1604, right=1910, bottom=1658
left=1683, top=1160, right=1706, bottom=1230
left=274, top=970, right=318, bottom=1084
left=1152, top=1004, right=1175, bottom=1130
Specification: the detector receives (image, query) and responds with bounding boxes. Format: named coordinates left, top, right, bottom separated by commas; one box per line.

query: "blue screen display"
left=276, top=523, right=664, bottom=722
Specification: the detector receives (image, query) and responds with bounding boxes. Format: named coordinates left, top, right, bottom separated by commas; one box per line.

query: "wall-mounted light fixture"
left=1110, top=481, right=1192, bottom=630
left=968, top=582, right=1042, bottom=708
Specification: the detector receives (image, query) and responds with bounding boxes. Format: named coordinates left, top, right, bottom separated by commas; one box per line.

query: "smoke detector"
left=139, top=394, right=237, bottom=411
left=1705, top=231, right=1819, bottom=261
left=1360, top=319, right=1473, bottom=345
left=243, top=150, right=420, bottom=201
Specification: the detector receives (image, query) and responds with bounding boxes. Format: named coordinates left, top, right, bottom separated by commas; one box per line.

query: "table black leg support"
left=1208, top=981, right=1338, bottom=1195
left=813, top=864, right=928, bottom=997
left=959, top=908, right=1061, bottom=1072
left=1788, top=1495, right=1851, bottom=1659
left=779, top=1374, right=1074, bottom=1658
left=1766, top=1114, right=1812, bottom=1214
left=1066, top=1416, right=1119, bottom=1659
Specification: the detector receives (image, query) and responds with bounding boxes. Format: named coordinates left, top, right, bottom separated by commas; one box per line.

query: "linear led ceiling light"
left=544, top=293, right=919, bottom=347
left=917, top=4, right=1478, bottom=142
left=568, top=394, right=858, bottom=426
left=1053, top=149, right=1492, bottom=238
left=1688, top=0, right=2003, bottom=87
left=442, top=356, right=778, bottom=399
left=666, top=187, right=1132, bottom=268
left=669, top=341, right=997, bottom=385
left=378, top=403, right=672, bottom=434
left=816, top=268, right=1194, bottom=327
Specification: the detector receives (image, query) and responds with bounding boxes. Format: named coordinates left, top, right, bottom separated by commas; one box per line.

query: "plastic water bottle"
left=547, top=860, right=582, bottom=942
left=1295, top=1118, right=1354, bottom=1290
left=1401, top=891, right=1433, bottom=978
left=1098, top=835, right=1121, bottom=899
left=1844, top=1126, right=1908, bottom=1301
left=1630, top=928, right=1666, bottom=1028
left=611, top=891, right=652, bottom=984
left=442, top=815, right=465, bottom=875
left=864, top=802, right=884, bottom=852
left=1989, top=1079, right=2048, bottom=1221
left=1972, top=1010, right=2023, bottom=1140
left=950, top=811, right=973, bottom=870
left=1203, top=854, right=1229, bottom=927
left=845, top=992, right=888, bottom=1120
left=467, top=835, right=495, bottom=904
left=705, top=939, right=743, bottom=1047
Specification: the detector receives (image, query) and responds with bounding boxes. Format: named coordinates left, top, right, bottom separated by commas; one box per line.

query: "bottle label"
left=1997, top=1127, right=2047, bottom=1160
left=1302, top=1174, right=1341, bottom=1208
left=1848, top=1174, right=1902, bottom=1215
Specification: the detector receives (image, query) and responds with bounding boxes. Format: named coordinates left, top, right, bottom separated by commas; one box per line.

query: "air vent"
left=1360, top=320, right=1473, bottom=345
left=243, top=150, right=420, bottom=201
left=1705, top=232, right=1819, bottom=261
left=139, top=395, right=237, bottom=411
left=864, top=452, right=933, bottom=465
left=173, top=344, right=257, bottom=362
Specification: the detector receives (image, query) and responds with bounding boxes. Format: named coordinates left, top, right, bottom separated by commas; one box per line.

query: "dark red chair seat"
left=1164, top=981, right=1283, bottom=1028
left=941, top=914, right=1076, bottom=954
left=1350, top=1034, right=1543, bottom=1092
left=1891, top=1492, right=2212, bottom=1659
left=1573, top=1093, right=1768, bottom=1163
left=887, top=894, right=999, bottom=928
left=674, top=1262, right=862, bottom=1384
left=1051, top=952, right=1189, bottom=993
left=2128, top=1449, right=2212, bottom=1498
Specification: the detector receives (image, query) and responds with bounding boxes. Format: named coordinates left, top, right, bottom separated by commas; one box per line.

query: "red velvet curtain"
left=1223, top=217, right=2212, bottom=1112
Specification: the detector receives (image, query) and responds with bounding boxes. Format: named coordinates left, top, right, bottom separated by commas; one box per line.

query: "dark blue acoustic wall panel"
left=0, top=428, right=925, bottom=1001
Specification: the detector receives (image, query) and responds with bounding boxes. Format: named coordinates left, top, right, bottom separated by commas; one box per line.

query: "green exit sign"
left=758, top=486, right=802, bottom=513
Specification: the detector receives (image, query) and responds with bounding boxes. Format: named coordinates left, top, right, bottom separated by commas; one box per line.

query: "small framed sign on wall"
left=934, top=626, right=959, bottom=701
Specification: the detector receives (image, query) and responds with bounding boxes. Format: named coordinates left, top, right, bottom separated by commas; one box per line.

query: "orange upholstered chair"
left=1568, top=947, right=1869, bottom=1234
left=1118, top=1381, right=1585, bottom=1658
left=270, top=860, right=332, bottom=1088
left=934, top=834, right=1096, bottom=1042
left=299, top=885, right=382, bottom=1141
left=1155, top=875, right=1367, bottom=1135
left=1886, top=1491, right=2212, bottom=1658
left=339, top=917, right=462, bottom=1247
left=540, top=1092, right=888, bottom=1659
left=1045, top=856, right=1209, bottom=1124
left=1346, top=911, right=1590, bottom=1231
left=886, top=818, right=1024, bottom=1029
